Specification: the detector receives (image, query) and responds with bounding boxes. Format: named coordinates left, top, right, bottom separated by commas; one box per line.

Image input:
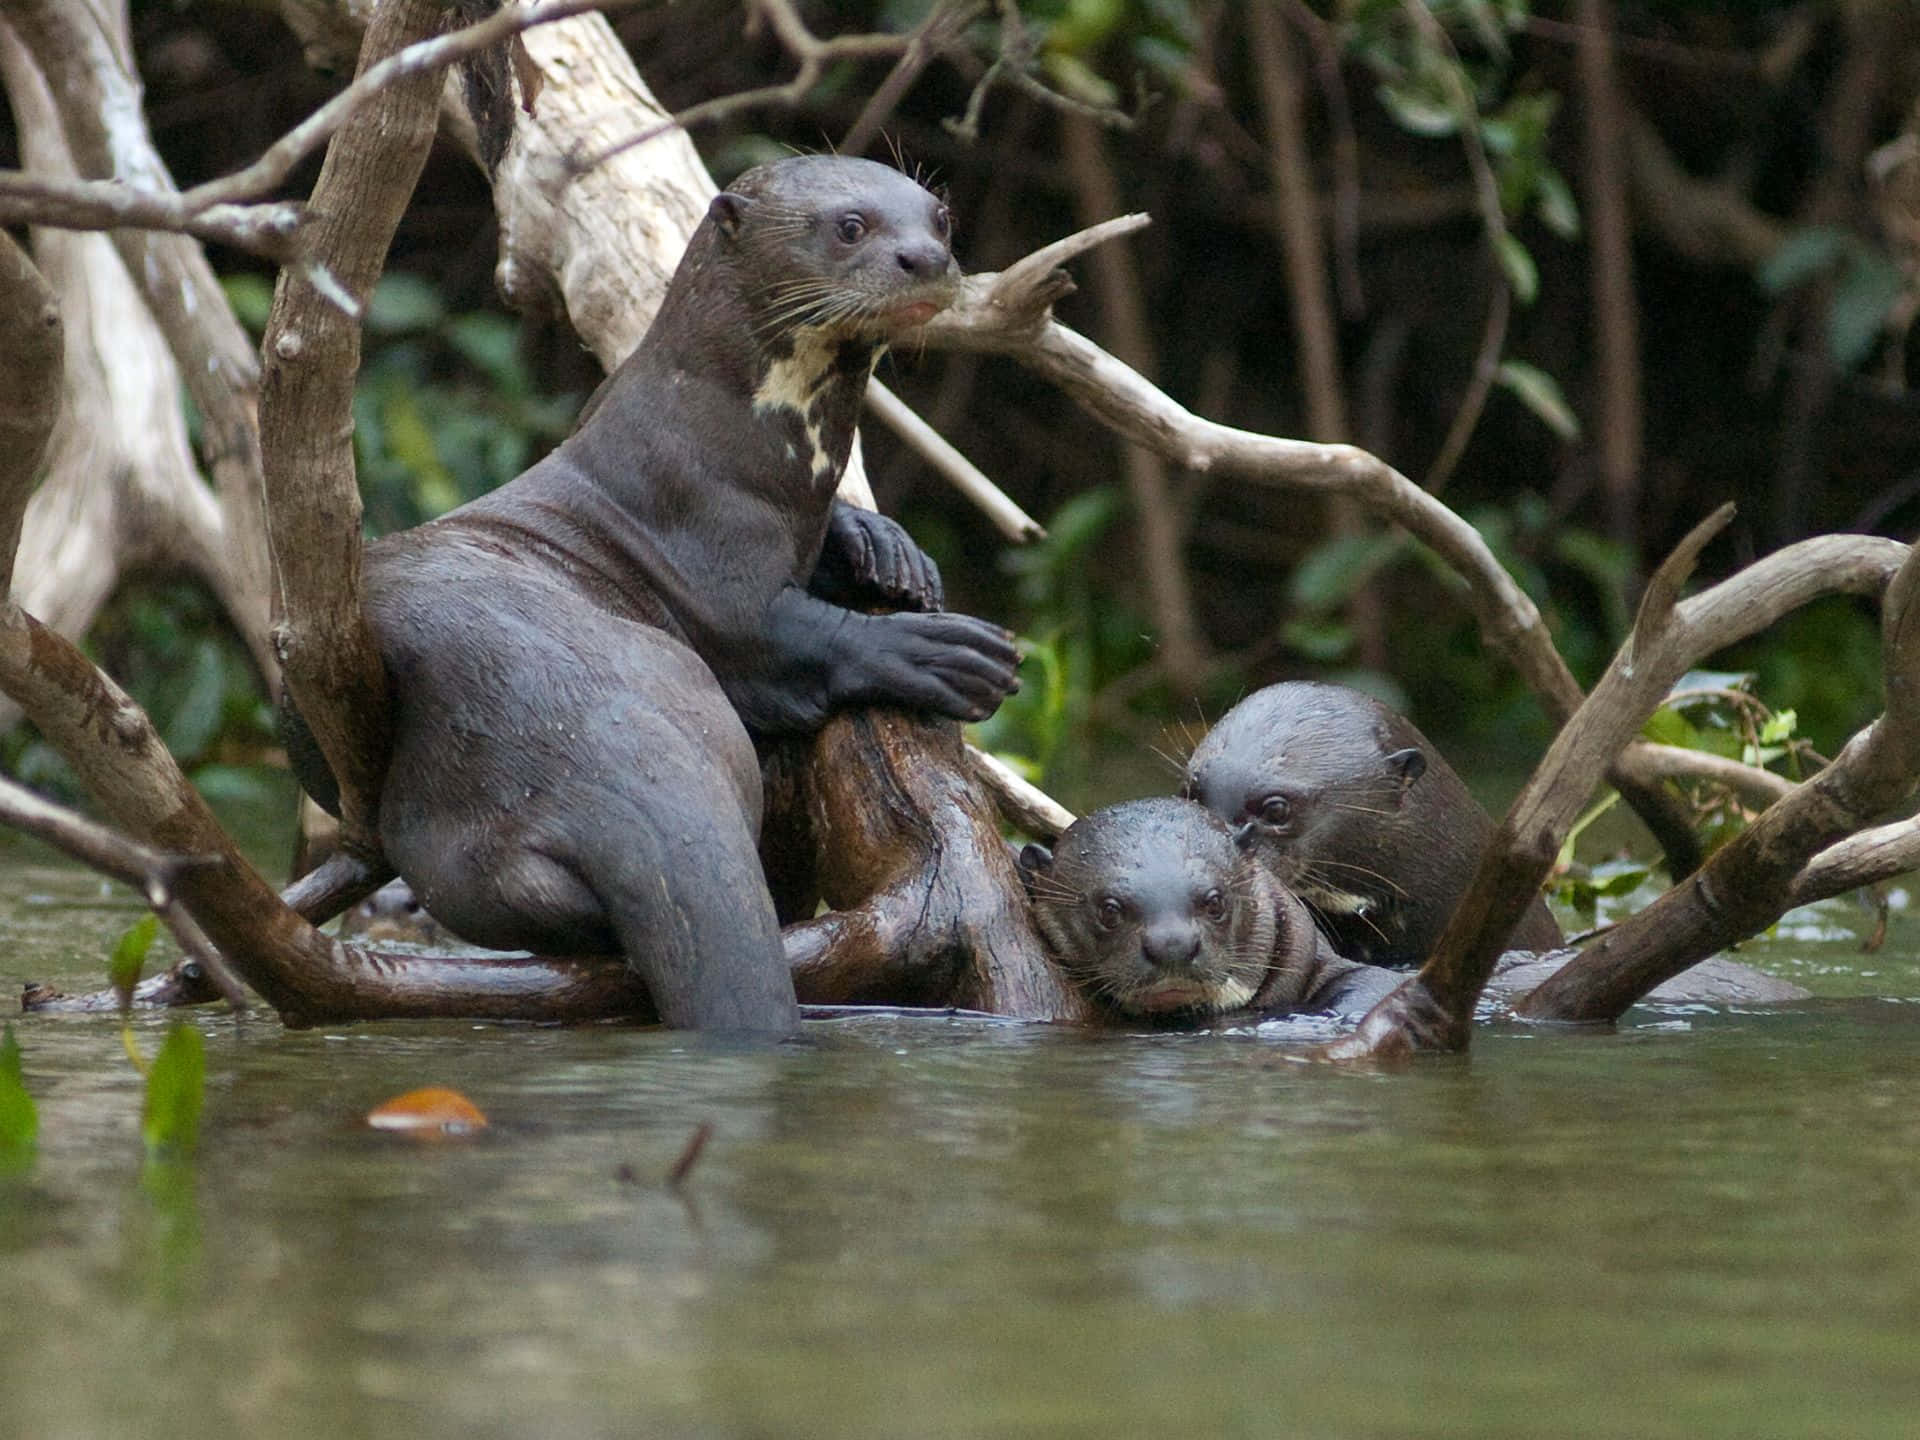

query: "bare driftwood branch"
left=5, top=0, right=277, bottom=687
left=0, top=12, right=276, bottom=737
left=864, top=384, right=1044, bottom=543
left=258, top=0, right=454, bottom=860
left=1318, top=523, right=1912, bottom=1056
left=1791, top=817, right=1920, bottom=907
left=1520, top=536, right=1920, bottom=1023
left=965, top=745, right=1076, bottom=840
left=1621, top=739, right=1798, bottom=811
left=0, top=0, right=646, bottom=254
left=0, top=227, right=63, bottom=589
left=1319, top=506, right=1740, bottom=1059
left=923, top=223, right=1716, bottom=872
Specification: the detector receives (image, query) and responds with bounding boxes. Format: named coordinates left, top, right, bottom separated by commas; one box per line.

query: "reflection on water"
left=4, top=850, right=1920, bottom=1440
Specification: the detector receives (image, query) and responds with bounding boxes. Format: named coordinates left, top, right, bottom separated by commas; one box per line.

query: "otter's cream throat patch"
left=753, top=327, right=850, bottom=488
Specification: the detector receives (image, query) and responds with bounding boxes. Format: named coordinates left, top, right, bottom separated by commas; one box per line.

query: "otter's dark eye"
left=933, top=206, right=952, bottom=239
left=1257, top=794, right=1293, bottom=829
left=836, top=214, right=867, bottom=245
left=1201, top=888, right=1228, bottom=922
left=1095, top=897, right=1125, bottom=931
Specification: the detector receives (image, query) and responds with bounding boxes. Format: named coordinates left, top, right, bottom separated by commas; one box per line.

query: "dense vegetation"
left=6, top=0, right=1917, bottom=834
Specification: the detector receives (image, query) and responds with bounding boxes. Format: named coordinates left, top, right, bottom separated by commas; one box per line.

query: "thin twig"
left=0, top=0, right=649, bottom=257
left=840, top=1, right=984, bottom=156
left=0, top=774, right=249, bottom=1010
left=667, top=1121, right=714, bottom=1188
left=865, top=384, right=1043, bottom=542
left=1424, top=282, right=1509, bottom=493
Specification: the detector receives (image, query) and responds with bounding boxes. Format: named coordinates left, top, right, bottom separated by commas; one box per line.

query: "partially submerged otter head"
left=708, top=155, right=959, bottom=341
left=1018, top=798, right=1280, bottom=1020
left=1181, top=681, right=1429, bottom=927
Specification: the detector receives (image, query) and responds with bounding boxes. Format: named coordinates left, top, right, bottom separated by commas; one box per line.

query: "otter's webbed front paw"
left=831, top=609, right=1021, bottom=722
left=810, top=501, right=944, bottom=612
left=736, top=589, right=1021, bottom=733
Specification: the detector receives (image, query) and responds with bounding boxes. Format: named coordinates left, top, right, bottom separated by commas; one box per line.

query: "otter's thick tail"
left=578, top=809, right=799, bottom=1036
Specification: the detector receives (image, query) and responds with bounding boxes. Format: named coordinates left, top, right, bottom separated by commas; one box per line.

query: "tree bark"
left=0, top=12, right=273, bottom=734
left=257, top=0, right=453, bottom=860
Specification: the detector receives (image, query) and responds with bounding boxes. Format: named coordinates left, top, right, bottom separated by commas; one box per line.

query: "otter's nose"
left=895, top=240, right=951, bottom=278
left=1142, top=918, right=1203, bottom=972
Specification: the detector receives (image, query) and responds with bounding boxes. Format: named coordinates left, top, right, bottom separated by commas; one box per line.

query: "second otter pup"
left=1183, top=681, right=1563, bottom=968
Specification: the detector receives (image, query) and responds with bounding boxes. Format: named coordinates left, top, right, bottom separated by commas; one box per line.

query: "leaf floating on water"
left=0, top=1024, right=37, bottom=1164
left=366, top=1086, right=488, bottom=1138
left=142, top=1022, right=205, bottom=1161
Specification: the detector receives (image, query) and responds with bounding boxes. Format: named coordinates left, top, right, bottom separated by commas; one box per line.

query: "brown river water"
left=3, top=799, right=1919, bottom=1439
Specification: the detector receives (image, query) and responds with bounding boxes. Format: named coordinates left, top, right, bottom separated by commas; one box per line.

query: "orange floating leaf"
left=365, top=1086, right=488, bottom=1137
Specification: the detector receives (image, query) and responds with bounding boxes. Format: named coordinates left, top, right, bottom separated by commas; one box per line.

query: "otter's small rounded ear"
left=1386, top=746, right=1427, bottom=796
left=1016, top=842, right=1054, bottom=893
left=709, top=191, right=752, bottom=238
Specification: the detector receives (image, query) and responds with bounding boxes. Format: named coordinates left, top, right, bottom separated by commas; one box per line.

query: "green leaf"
left=1040, top=50, right=1120, bottom=108
left=1281, top=616, right=1355, bottom=662
left=1495, top=360, right=1578, bottom=439
left=364, top=273, right=446, bottom=335
left=445, top=314, right=527, bottom=394
left=1288, top=531, right=1408, bottom=612
left=219, top=273, right=276, bottom=334
left=0, top=1025, right=37, bottom=1162
left=1641, top=705, right=1705, bottom=749
left=1533, top=167, right=1581, bottom=240
left=1827, top=250, right=1906, bottom=373
left=1493, top=233, right=1538, bottom=304
left=159, top=639, right=226, bottom=763
left=109, top=913, right=161, bottom=1003
left=1758, top=708, right=1798, bottom=746
left=1756, top=225, right=1846, bottom=294
left=1375, top=80, right=1459, bottom=138
left=142, top=1023, right=205, bottom=1161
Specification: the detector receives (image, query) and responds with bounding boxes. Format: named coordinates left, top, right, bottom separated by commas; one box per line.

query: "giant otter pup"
left=1018, top=798, right=1398, bottom=1021
left=1182, top=681, right=1562, bottom=968
left=289, top=157, right=1019, bottom=1034
left=1020, top=799, right=1806, bottom=1024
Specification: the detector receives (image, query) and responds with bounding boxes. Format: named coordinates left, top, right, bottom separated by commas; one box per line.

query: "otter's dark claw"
left=812, top=502, right=944, bottom=612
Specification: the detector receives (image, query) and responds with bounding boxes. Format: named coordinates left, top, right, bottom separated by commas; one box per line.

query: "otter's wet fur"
left=1018, top=798, right=1395, bottom=1022
left=1183, top=681, right=1563, bottom=968
left=282, top=157, right=1021, bottom=1035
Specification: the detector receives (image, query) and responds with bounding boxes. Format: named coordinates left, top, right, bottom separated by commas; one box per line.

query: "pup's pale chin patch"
left=1133, top=975, right=1257, bottom=1016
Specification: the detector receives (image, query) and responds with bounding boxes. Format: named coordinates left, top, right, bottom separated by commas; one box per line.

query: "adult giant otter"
left=288, top=157, right=1020, bottom=1034
left=1021, top=799, right=1806, bottom=1025
left=1182, top=681, right=1562, bottom=967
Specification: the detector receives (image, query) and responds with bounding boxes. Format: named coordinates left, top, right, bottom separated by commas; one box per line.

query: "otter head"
left=1181, top=681, right=1426, bottom=922
left=691, top=156, right=957, bottom=489
left=1018, top=798, right=1279, bottom=1020
left=707, top=155, right=959, bottom=343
